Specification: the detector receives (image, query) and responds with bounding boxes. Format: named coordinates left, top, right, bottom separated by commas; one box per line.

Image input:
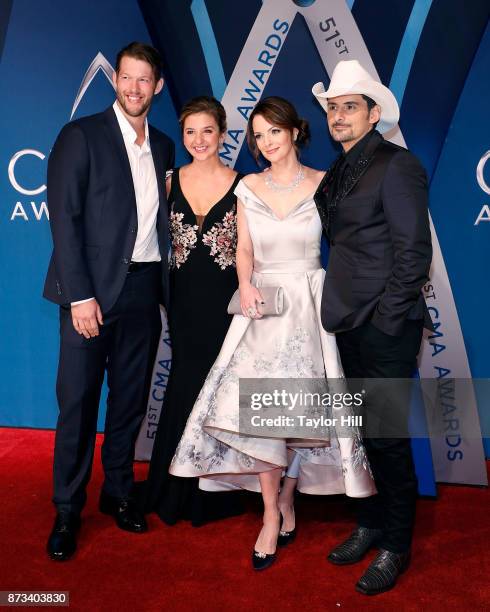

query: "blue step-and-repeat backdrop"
left=0, top=0, right=489, bottom=493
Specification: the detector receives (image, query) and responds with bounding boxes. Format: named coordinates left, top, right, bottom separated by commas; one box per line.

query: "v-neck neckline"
left=240, top=180, right=316, bottom=221
left=177, top=168, right=240, bottom=232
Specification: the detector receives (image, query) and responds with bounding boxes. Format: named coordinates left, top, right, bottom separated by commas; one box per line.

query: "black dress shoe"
left=46, top=512, right=81, bottom=561
left=252, top=549, right=277, bottom=570
left=328, top=527, right=383, bottom=565
left=356, top=549, right=411, bottom=595
left=252, top=516, right=281, bottom=570
left=99, top=492, right=147, bottom=533
left=278, top=527, right=296, bottom=547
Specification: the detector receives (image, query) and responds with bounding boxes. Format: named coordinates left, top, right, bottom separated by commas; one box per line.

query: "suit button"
left=122, top=258, right=129, bottom=264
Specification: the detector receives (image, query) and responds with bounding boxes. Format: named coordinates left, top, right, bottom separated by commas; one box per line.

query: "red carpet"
left=0, top=428, right=489, bottom=611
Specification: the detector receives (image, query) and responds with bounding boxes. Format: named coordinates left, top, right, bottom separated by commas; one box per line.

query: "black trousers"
left=336, top=319, right=423, bottom=553
left=52, top=264, right=162, bottom=514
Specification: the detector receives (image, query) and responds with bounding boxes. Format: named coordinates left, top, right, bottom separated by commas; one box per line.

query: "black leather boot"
left=356, top=549, right=411, bottom=595
left=328, top=527, right=383, bottom=565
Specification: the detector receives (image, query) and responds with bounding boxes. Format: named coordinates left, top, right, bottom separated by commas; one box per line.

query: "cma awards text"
left=8, top=149, right=49, bottom=222
left=475, top=149, right=490, bottom=225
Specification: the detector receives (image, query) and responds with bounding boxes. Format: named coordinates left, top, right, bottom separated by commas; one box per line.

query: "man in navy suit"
left=44, top=42, right=174, bottom=560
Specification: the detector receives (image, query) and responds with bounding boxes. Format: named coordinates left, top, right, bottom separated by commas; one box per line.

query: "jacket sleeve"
left=47, top=122, right=95, bottom=303
left=370, top=149, right=432, bottom=336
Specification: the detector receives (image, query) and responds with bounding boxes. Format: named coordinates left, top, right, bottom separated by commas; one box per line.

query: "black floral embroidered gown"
left=142, top=168, right=244, bottom=526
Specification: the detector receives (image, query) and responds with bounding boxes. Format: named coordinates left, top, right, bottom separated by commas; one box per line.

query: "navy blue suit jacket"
left=43, top=106, right=174, bottom=313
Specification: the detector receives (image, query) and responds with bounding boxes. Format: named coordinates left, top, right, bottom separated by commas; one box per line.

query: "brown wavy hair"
left=179, top=96, right=227, bottom=134
left=246, top=96, right=310, bottom=162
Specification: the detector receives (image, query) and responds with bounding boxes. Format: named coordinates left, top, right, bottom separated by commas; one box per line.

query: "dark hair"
left=179, top=96, right=227, bottom=134
left=116, top=42, right=163, bottom=82
left=362, top=94, right=379, bottom=128
left=362, top=94, right=377, bottom=112
left=246, top=96, right=310, bottom=162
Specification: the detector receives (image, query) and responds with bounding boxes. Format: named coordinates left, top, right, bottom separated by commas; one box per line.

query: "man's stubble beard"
left=117, top=92, right=152, bottom=118
left=330, top=129, right=354, bottom=143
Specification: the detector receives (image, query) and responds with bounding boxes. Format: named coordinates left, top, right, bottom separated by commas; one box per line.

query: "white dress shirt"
left=113, top=100, right=161, bottom=263
left=72, top=102, right=161, bottom=306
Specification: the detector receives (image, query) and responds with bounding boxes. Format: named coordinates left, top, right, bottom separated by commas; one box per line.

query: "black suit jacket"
left=314, top=131, right=432, bottom=336
left=43, top=107, right=174, bottom=313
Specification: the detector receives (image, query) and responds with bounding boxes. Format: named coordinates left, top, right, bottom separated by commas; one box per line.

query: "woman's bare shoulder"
left=303, top=166, right=326, bottom=189
left=241, top=171, right=264, bottom=189
left=303, top=166, right=326, bottom=179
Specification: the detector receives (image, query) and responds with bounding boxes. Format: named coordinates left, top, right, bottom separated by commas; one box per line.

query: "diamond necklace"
left=264, top=164, right=305, bottom=193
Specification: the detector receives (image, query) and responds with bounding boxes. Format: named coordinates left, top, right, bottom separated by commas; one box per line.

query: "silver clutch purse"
left=227, top=286, right=284, bottom=316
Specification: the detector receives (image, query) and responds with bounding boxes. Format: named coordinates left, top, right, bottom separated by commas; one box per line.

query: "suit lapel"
left=314, top=155, right=342, bottom=233
left=314, top=131, right=384, bottom=236
left=102, top=107, right=137, bottom=205
left=332, top=153, right=370, bottom=207
left=333, top=130, right=383, bottom=208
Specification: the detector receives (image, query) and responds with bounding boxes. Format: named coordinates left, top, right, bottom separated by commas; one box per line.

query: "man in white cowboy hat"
left=312, top=60, right=432, bottom=595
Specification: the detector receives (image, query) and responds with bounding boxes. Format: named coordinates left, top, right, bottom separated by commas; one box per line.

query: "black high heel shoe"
left=252, top=548, right=277, bottom=570
left=252, top=518, right=280, bottom=570
left=278, top=510, right=296, bottom=547
left=278, top=526, right=296, bottom=547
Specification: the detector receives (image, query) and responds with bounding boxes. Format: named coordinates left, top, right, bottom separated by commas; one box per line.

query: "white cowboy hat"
left=312, top=60, right=399, bottom=133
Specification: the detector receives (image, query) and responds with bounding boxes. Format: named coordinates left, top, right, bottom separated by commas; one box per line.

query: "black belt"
left=127, top=261, right=158, bottom=273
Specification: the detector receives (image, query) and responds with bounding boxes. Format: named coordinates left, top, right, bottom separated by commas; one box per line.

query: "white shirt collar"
left=113, top=100, right=150, bottom=148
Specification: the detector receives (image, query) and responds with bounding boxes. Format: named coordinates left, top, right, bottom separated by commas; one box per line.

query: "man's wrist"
left=71, top=297, right=95, bottom=306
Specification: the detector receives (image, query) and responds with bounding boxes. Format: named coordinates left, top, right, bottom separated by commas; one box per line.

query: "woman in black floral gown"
left=142, top=97, right=243, bottom=525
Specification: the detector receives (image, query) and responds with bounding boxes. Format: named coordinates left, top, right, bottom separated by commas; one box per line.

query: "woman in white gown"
left=170, top=97, right=375, bottom=569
